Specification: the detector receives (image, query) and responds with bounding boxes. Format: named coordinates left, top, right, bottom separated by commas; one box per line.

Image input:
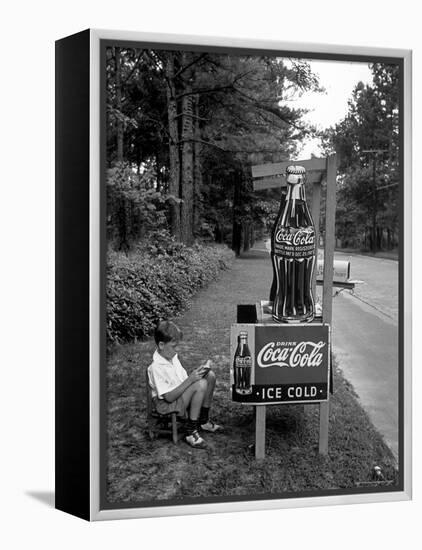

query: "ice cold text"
left=257, top=385, right=322, bottom=401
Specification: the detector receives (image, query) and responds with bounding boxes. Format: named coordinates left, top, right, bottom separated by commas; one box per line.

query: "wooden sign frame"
left=231, top=322, right=331, bottom=458
left=247, top=155, right=336, bottom=457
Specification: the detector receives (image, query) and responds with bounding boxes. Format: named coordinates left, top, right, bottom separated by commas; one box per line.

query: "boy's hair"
left=154, top=320, right=183, bottom=345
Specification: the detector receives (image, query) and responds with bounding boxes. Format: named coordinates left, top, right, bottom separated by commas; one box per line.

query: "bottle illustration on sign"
left=233, top=331, right=253, bottom=395
left=270, top=165, right=316, bottom=323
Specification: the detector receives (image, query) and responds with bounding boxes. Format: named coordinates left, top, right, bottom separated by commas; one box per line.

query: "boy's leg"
left=199, top=370, right=223, bottom=432
left=202, top=370, right=216, bottom=407
left=181, top=380, right=208, bottom=449
left=181, top=379, right=207, bottom=421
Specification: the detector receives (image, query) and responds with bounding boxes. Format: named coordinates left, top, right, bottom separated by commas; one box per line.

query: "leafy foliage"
left=106, top=162, right=170, bottom=250
left=193, top=55, right=321, bottom=251
left=323, top=63, right=400, bottom=251
left=106, top=232, right=234, bottom=345
left=106, top=47, right=323, bottom=249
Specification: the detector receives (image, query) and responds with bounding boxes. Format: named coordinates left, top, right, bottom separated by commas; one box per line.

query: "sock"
left=186, top=419, right=199, bottom=434
left=199, top=406, right=210, bottom=424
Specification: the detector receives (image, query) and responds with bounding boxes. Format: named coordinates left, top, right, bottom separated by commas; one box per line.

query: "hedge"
left=107, top=239, right=235, bottom=346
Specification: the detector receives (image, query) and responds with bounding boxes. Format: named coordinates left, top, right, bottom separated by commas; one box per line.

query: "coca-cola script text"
left=257, top=341, right=325, bottom=369
left=275, top=228, right=315, bottom=246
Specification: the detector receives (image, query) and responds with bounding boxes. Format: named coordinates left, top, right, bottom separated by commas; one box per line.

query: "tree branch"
left=233, top=86, right=305, bottom=131
left=175, top=72, right=248, bottom=100
left=144, top=50, right=174, bottom=92
left=173, top=111, right=210, bottom=122
left=174, top=53, right=208, bottom=79
left=122, top=51, right=145, bottom=84
left=178, top=137, right=286, bottom=155
left=175, top=83, right=235, bottom=100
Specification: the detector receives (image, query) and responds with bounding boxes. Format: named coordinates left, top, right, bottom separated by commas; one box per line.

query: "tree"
left=105, top=48, right=322, bottom=250
left=191, top=54, right=321, bottom=252
left=163, top=51, right=182, bottom=239
left=323, top=63, right=399, bottom=252
left=106, top=162, right=168, bottom=250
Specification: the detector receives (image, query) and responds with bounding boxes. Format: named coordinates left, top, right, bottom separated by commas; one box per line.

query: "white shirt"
left=148, top=350, right=188, bottom=399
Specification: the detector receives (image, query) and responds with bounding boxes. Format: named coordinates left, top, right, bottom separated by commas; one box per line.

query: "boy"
left=148, top=320, right=222, bottom=449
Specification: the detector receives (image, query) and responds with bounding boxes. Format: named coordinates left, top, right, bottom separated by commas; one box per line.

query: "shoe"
left=185, top=430, right=207, bottom=449
left=200, top=419, right=223, bottom=433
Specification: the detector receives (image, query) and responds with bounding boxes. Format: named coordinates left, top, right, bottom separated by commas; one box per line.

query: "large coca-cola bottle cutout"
left=271, top=165, right=316, bottom=323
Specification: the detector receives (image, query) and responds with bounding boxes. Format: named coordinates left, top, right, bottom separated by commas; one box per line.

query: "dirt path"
left=174, top=246, right=273, bottom=362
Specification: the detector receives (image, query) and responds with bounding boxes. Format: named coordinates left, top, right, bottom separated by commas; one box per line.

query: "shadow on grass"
left=237, top=250, right=270, bottom=260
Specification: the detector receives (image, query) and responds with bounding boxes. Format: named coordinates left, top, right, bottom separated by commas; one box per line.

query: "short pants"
left=153, top=396, right=187, bottom=418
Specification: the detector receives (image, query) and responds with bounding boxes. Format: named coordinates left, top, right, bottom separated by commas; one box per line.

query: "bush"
left=107, top=234, right=234, bottom=346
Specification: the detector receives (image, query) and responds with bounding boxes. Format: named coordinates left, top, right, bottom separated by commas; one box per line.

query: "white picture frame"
left=55, top=28, right=412, bottom=521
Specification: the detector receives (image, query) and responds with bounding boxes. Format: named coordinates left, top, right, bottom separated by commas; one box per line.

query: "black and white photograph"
left=101, top=39, right=404, bottom=510
left=3, top=0, right=421, bottom=547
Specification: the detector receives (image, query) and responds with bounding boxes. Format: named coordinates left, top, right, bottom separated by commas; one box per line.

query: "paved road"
left=263, top=240, right=399, bottom=460
left=330, top=252, right=399, bottom=460
left=334, top=251, right=398, bottom=324
left=332, top=295, right=398, bottom=460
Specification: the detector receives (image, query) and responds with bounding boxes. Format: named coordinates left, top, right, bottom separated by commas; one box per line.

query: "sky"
left=285, top=59, right=373, bottom=159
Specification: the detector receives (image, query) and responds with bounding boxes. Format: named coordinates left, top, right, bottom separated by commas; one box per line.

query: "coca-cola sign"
left=230, top=323, right=330, bottom=404
left=257, top=341, right=326, bottom=369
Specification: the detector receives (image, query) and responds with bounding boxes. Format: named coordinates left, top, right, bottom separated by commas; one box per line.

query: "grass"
left=106, top=247, right=398, bottom=505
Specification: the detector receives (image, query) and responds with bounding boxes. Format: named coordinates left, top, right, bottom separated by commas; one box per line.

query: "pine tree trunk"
left=215, top=223, right=223, bottom=243
left=193, top=93, right=202, bottom=238
left=232, top=222, right=242, bottom=257
left=232, top=172, right=242, bottom=256
left=181, top=85, right=194, bottom=245
left=115, top=47, right=124, bottom=162
left=155, top=150, right=161, bottom=193
left=243, top=222, right=251, bottom=252
left=165, top=53, right=181, bottom=239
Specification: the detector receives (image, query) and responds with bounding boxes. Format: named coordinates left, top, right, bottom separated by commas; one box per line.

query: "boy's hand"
left=189, top=361, right=211, bottom=382
left=189, top=366, right=206, bottom=382
left=199, top=360, right=212, bottom=377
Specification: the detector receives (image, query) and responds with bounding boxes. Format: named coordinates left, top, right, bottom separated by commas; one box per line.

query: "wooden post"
left=311, top=181, right=322, bottom=299
left=319, top=153, right=337, bottom=454
left=255, top=405, right=266, bottom=459
left=307, top=177, right=322, bottom=417
left=322, top=154, right=337, bottom=323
